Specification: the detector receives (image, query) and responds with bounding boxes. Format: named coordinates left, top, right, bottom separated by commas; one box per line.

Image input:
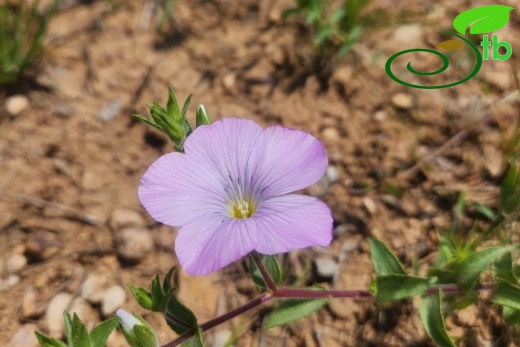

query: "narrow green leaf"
left=151, top=274, right=166, bottom=311
left=166, top=86, right=182, bottom=123
left=134, top=325, right=158, bottom=347
left=419, top=290, right=456, bottom=347
left=132, top=114, right=162, bottom=131
left=314, top=26, right=332, bottom=45
left=453, top=5, right=514, bottom=35
left=63, top=311, right=73, bottom=346
left=180, top=327, right=205, bottom=347
left=195, top=105, right=211, bottom=127
left=164, top=295, right=198, bottom=335
left=263, top=296, right=329, bottom=329
left=500, top=166, right=519, bottom=214
left=71, top=313, right=91, bottom=347
left=493, top=281, right=520, bottom=310
left=368, top=238, right=406, bottom=276
left=470, top=202, right=496, bottom=220
left=90, top=317, right=121, bottom=347
left=181, top=94, right=193, bottom=118
left=375, top=275, right=431, bottom=304
left=35, top=331, right=67, bottom=347
left=249, top=254, right=283, bottom=290
left=493, top=252, right=517, bottom=284
left=456, top=247, right=509, bottom=290
left=162, top=266, right=177, bottom=294
left=127, top=286, right=153, bottom=311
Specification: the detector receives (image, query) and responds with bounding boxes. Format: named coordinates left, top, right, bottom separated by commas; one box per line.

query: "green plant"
left=0, top=0, right=57, bottom=85
left=284, top=0, right=369, bottom=58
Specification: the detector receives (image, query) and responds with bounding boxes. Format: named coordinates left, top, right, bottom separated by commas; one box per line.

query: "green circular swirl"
left=385, top=32, right=483, bottom=89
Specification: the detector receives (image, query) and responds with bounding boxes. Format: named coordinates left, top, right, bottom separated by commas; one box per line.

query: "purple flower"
left=138, top=118, right=333, bottom=275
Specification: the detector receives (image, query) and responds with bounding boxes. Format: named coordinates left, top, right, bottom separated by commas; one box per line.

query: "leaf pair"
left=36, top=313, right=120, bottom=347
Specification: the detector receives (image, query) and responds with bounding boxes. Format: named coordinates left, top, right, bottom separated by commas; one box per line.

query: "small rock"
left=222, top=74, right=237, bottom=94
left=314, top=257, right=339, bottom=278
left=374, top=110, right=388, bottom=121
left=391, top=93, right=414, bottom=110
left=5, top=95, right=29, bottom=116
left=46, top=292, right=73, bottom=338
left=8, top=323, right=39, bottom=347
left=212, top=329, right=232, bottom=347
left=341, top=237, right=361, bottom=252
left=109, top=208, right=146, bottom=230
left=55, top=104, right=76, bottom=118
left=332, top=66, right=353, bottom=86
left=326, top=166, right=340, bottom=183
left=393, top=24, right=423, bottom=46
left=101, top=285, right=126, bottom=317
left=80, top=273, right=109, bottom=304
left=115, top=227, right=154, bottom=263
left=362, top=197, right=377, bottom=215
left=0, top=274, right=20, bottom=290
left=22, top=286, right=44, bottom=319
left=322, top=127, right=340, bottom=142
left=99, top=99, right=123, bottom=122
left=334, top=224, right=355, bottom=237
left=268, top=8, right=282, bottom=23
left=8, top=254, right=27, bottom=273
left=68, top=297, right=99, bottom=330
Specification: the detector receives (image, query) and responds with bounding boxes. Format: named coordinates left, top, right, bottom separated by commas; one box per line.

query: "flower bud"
left=116, top=309, right=159, bottom=347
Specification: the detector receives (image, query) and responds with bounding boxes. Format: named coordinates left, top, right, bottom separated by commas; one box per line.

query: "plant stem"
left=251, top=251, right=278, bottom=293
left=161, top=293, right=273, bottom=347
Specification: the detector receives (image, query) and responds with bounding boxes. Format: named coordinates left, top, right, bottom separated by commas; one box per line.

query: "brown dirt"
left=1, top=0, right=519, bottom=346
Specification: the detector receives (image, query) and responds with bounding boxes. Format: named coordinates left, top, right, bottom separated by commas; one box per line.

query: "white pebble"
left=109, top=208, right=145, bottom=230
left=315, top=257, right=339, bottom=278
left=5, top=95, right=29, bottom=116
left=8, top=324, right=39, bottom=347
left=326, top=166, right=340, bottom=183
left=391, top=93, right=414, bottom=110
left=80, top=274, right=109, bottom=304
left=115, top=227, right=154, bottom=263
left=102, top=285, right=126, bottom=317
left=46, top=292, right=73, bottom=338
left=8, top=254, right=27, bottom=273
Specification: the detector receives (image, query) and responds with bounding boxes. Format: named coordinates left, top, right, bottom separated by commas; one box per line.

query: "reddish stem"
left=251, top=251, right=278, bottom=293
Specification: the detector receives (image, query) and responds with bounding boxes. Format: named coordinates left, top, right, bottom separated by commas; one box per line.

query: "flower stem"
left=161, top=293, right=273, bottom=347
left=251, top=251, right=278, bottom=293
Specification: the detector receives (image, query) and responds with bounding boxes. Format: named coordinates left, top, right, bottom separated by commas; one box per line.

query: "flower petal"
left=175, top=215, right=259, bottom=275
left=252, top=195, right=333, bottom=254
left=184, top=118, right=263, bottom=191
left=138, top=152, right=229, bottom=226
left=247, top=126, right=328, bottom=198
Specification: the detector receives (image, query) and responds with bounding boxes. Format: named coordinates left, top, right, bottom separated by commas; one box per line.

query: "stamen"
left=230, top=199, right=256, bottom=219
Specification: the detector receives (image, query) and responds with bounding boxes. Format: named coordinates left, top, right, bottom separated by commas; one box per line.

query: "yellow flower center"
left=230, top=199, right=256, bottom=219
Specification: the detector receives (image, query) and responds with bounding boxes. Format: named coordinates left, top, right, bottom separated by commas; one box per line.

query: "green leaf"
left=151, top=274, right=166, bottom=311
left=90, top=317, right=121, bottom=347
left=456, top=246, right=510, bottom=290
left=162, top=266, right=177, bottom=294
left=127, top=286, right=153, bottom=311
left=452, top=5, right=514, bottom=35
left=134, top=325, right=158, bottom=347
left=180, top=327, right=205, bottom=347
left=249, top=254, right=283, bottom=290
left=314, top=26, right=332, bottom=45
left=181, top=94, right=192, bottom=118
left=195, top=105, right=211, bottom=127
left=64, top=311, right=73, bottom=346
left=493, top=252, right=517, bottom=284
left=500, top=166, right=520, bottom=214
left=71, top=313, right=91, bottom=347
left=166, top=86, right=182, bottom=123
left=368, top=238, right=406, bottom=276
left=493, top=281, right=520, bottom=310
left=470, top=202, right=496, bottom=220
left=375, top=275, right=431, bottom=304
left=35, top=331, right=67, bottom=347
left=504, top=306, right=520, bottom=325
left=164, top=295, right=198, bottom=335
left=419, top=290, right=456, bottom=347
left=263, top=296, right=329, bottom=329
left=132, top=114, right=162, bottom=131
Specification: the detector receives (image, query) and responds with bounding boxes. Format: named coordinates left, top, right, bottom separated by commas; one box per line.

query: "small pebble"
left=374, top=110, right=388, bottom=121
left=5, top=95, right=29, bottom=116
left=101, top=285, right=126, bottom=317
left=80, top=274, right=109, bottom=304
left=362, top=197, right=377, bottom=215
left=322, top=127, right=340, bottom=142
left=222, top=74, right=237, bottom=94
left=326, top=166, right=340, bottom=183
left=8, top=324, right=39, bottom=347
left=393, top=24, right=423, bottom=46
left=68, top=297, right=99, bottom=329
left=0, top=274, right=20, bottom=290
left=314, top=257, right=339, bottom=278
left=8, top=254, right=27, bottom=273
left=333, top=224, right=351, bottom=238
left=99, top=99, right=122, bottom=122
left=391, top=93, right=413, bottom=110
left=55, top=104, right=76, bottom=118
left=212, top=329, right=232, bottom=347
left=21, top=287, right=44, bottom=319
left=332, top=66, right=353, bottom=86
left=109, top=208, right=146, bottom=230
left=115, top=227, right=154, bottom=263
left=46, top=292, right=73, bottom=338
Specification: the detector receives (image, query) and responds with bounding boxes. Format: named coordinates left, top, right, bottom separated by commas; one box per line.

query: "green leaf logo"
left=453, top=5, right=514, bottom=35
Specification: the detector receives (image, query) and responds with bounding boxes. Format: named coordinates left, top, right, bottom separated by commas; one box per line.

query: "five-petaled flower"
left=139, top=118, right=333, bottom=275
